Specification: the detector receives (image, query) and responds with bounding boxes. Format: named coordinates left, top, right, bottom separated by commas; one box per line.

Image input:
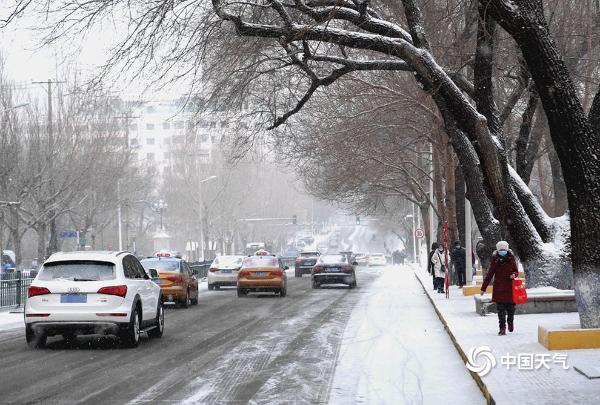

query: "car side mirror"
left=143, top=273, right=150, bottom=280
left=352, top=261, right=358, bottom=266
left=284, top=266, right=289, bottom=270
left=149, top=268, right=159, bottom=278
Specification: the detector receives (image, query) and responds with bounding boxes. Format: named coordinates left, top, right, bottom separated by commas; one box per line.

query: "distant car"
left=140, top=256, right=198, bottom=307
left=25, top=251, right=164, bottom=348
left=354, top=253, right=369, bottom=266
left=339, top=251, right=356, bottom=265
left=208, top=255, right=244, bottom=290
left=317, top=244, right=328, bottom=253
left=311, top=254, right=357, bottom=289
left=368, top=253, right=387, bottom=266
left=237, top=255, right=288, bottom=297
left=295, top=250, right=321, bottom=278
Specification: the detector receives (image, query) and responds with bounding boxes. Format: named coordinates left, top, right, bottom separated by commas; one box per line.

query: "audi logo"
left=67, top=287, right=80, bottom=294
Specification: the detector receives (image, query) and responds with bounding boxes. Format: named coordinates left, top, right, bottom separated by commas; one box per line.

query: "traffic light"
left=292, top=215, right=297, bottom=225
left=355, top=216, right=360, bottom=225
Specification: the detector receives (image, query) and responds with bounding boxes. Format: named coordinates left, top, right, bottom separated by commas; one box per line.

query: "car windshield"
left=319, top=255, right=347, bottom=264
left=372, top=254, right=384, bottom=258
left=140, top=259, right=180, bottom=272
left=242, top=257, right=279, bottom=268
left=300, top=252, right=319, bottom=257
left=38, top=260, right=115, bottom=281
left=213, top=256, right=243, bottom=268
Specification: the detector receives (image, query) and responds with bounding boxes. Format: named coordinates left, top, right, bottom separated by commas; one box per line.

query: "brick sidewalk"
left=415, top=270, right=600, bottom=405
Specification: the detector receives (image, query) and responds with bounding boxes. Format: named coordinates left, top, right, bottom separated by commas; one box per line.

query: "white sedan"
left=368, top=253, right=387, bottom=266
left=208, top=255, right=245, bottom=290
left=25, top=251, right=164, bottom=348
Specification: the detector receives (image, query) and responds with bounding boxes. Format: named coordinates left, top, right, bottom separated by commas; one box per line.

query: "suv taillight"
left=271, top=269, right=283, bottom=277
left=342, top=265, right=353, bottom=272
left=313, top=266, right=324, bottom=273
left=28, top=286, right=50, bottom=298
left=295, top=257, right=302, bottom=263
left=238, top=270, right=250, bottom=278
left=97, top=285, right=128, bottom=298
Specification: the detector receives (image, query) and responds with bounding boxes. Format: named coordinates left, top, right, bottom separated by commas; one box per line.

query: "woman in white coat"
left=431, top=244, right=450, bottom=293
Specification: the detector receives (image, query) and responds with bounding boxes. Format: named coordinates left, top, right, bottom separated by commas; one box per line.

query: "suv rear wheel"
left=120, top=306, right=141, bottom=348
left=148, top=302, right=164, bottom=338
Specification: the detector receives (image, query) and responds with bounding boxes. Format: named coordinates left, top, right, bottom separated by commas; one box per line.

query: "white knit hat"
left=496, top=240, right=509, bottom=251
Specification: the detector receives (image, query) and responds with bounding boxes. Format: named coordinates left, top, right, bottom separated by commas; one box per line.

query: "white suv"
left=25, top=251, right=164, bottom=348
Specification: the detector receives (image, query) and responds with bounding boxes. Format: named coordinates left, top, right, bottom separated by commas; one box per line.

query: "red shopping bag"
left=512, top=279, right=528, bottom=304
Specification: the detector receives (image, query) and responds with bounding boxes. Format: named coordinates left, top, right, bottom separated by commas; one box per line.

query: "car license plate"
left=326, top=267, right=340, bottom=273
left=254, top=272, right=267, bottom=277
left=60, top=294, right=87, bottom=303
left=221, top=269, right=232, bottom=274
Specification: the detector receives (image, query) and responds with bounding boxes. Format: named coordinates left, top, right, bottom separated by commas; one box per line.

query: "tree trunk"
left=548, top=146, right=568, bottom=216
left=455, top=165, right=466, bottom=246
left=485, top=0, right=600, bottom=327
left=37, top=223, right=47, bottom=263
left=445, top=142, right=458, bottom=243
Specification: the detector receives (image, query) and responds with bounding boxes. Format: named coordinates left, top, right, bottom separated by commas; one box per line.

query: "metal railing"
left=189, top=261, right=212, bottom=279
left=0, top=271, right=36, bottom=309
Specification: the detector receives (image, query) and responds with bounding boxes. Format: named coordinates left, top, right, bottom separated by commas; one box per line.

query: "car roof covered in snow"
left=44, top=251, right=129, bottom=264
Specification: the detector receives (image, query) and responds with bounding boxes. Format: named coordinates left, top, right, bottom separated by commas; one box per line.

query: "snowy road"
left=0, top=264, right=485, bottom=404
left=0, top=268, right=379, bottom=404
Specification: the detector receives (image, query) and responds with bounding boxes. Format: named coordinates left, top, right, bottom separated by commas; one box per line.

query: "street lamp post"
left=198, top=175, right=217, bottom=261
left=152, top=200, right=168, bottom=231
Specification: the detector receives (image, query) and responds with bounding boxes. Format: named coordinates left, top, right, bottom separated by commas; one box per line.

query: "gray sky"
left=1, top=14, right=182, bottom=101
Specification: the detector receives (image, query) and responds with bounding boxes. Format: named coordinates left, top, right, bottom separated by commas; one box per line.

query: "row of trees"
left=0, top=65, right=153, bottom=264
left=4, top=1, right=599, bottom=327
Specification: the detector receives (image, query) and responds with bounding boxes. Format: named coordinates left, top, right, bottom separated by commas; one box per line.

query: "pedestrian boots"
left=498, top=326, right=506, bottom=336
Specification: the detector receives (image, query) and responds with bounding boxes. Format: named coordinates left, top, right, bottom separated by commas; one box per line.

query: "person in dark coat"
left=480, top=241, right=519, bottom=335
left=427, top=242, right=439, bottom=290
left=451, top=240, right=467, bottom=288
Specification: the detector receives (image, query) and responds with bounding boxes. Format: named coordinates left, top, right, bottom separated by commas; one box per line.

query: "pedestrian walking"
left=427, top=243, right=439, bottom=290
left=480, top=241, right=519, bottom=335
left=451, top=240, right=467, bottom=288
left=430, top=243, right=448, bottom=293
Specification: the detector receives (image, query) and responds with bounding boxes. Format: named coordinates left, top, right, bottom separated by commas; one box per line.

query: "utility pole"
left=465, top=198, right=473, bottom=284
left=115, top=111, right=139, bottom=251
left=32, top=79, right=65, bottom=257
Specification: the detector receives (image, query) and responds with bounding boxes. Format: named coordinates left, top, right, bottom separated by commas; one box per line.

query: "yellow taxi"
left=140, top=254, right=198, bottom=307
left=237, top=255, right=288, bottom=297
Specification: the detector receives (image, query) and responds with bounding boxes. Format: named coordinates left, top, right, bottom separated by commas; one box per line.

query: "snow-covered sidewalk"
left=414, top=269, right=600, bottom=405
left=329, top=265, right=485, bottom=404
left=0, top=309, right=24, bottom=332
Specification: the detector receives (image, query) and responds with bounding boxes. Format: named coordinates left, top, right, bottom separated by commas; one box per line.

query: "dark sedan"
left=311, top=254, right=357, bottom=289
left=295, top=250, right=321, bottom=278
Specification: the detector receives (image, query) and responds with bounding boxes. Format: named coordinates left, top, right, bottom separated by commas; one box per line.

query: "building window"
left=175, top=121, right=184, bottom=129
left=146, top=153, right=155, bottom=160
left=130, top=138, right=138, bottom=146
left=163, top=122, right=171, bottom=130
left=146, top=123, right=155, bottom=130
left=130, top=123, right=138, bottom=131
left=147, top=138, right=155, bottom=145
left=173, top=135, right=184, bottom=144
